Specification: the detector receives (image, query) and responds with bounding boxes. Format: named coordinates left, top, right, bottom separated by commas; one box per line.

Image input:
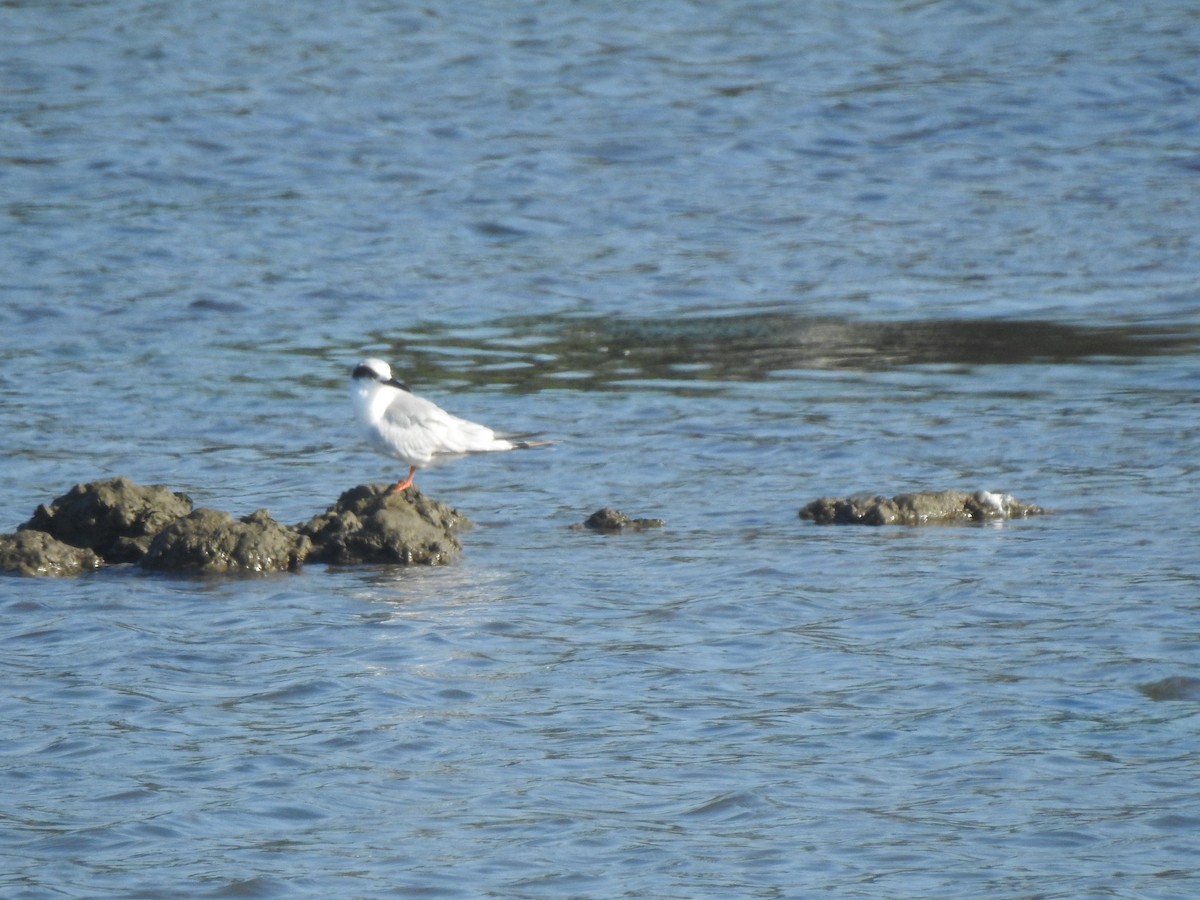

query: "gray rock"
left=572, top=507, right=666, bottom=532
left=800, top=489, right=1046, bottom=526
left=0, top=530, right=104, bottom=577
left=140, top=508, right=310, bottom=574
left=299, top=484, right=467, bottom=566
left=1138, top=676, right=1200, bottom=702
left=20, top=477, right=193, bottom=563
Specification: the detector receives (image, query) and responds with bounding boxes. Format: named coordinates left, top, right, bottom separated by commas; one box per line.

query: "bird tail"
left=509, top=437, right=555, bottom=451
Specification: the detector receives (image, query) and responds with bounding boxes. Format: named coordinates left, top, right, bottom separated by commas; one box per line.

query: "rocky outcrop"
left=800, top=489, right=1045, bottom=525
left=140, top=508, right=310, bottom=574
left=0, top=530, right=103, bottom=577
left=2, top=477, right=1048, bottom=576
left=2, top=477, right=468, bottom=576
left=299, top=484, right=466, bottom=565
left=572, top=507, right=666, bottom=533
left=20, top=477, right=193, bottom=562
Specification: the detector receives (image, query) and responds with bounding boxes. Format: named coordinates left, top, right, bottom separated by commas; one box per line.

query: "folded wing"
left=375, top=391, right=512, bottom=466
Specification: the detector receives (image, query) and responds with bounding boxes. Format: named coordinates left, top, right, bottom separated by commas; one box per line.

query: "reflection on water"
left=368, top=312, right=1200, bottom=392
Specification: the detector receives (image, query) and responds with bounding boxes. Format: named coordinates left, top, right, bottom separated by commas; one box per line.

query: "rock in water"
left=140, top=508, right=310, bottom=574
left=20, top=477, right=193, bottom=562
left=572, top=507, right=666, bottom=532
left=800, top=489, right=1046, bottom=526
left=6, top=478, right=468, bottom=576
left=299, top=484, right=468, bottom=566
left=1138, top=676, right=1200, bottom=702
left=0, top=530, right=103, bottom=577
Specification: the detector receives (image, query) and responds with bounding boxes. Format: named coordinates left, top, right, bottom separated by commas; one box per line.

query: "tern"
left=351, top=357, right=550, bottom=492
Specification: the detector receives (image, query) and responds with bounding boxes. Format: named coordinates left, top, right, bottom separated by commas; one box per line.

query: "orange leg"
left=391, top=466, right=417, bottom=493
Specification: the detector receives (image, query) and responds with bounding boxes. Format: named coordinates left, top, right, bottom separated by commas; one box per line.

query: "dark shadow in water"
left=373, top=312, right=1199, bottom=393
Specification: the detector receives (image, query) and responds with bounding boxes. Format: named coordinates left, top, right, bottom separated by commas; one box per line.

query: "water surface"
left=2, top=1, right=1199, bottom=896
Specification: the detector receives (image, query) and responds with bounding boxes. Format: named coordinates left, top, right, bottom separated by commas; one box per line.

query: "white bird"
left=351, top=357, right=550, bottom=493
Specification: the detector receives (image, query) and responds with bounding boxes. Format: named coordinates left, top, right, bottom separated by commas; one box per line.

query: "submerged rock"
left=572, top=507, right=666, bottom=533
left=299, top=484, right=467, bottom=566
left=0, top=530, right=103, bottom=577
left=20, top=477, right=193, bottom=563
left=800, top=489, right=1045, bottom=526
left=140, top=508, right=310, bottom=574
left=1138, top=676, right=1200, bottom=702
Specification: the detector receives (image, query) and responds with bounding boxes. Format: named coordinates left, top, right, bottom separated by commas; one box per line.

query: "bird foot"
left=390, top=467, right=417, bottom=493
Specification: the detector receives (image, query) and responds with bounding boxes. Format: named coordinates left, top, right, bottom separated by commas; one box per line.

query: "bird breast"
left=352, top=381, right=394, bottom=426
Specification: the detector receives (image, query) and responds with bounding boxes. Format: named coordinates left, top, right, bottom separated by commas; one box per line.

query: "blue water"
left=3, top=1, right=1200, bottom=896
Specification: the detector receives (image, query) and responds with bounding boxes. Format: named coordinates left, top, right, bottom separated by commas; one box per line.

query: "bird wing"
left=376, top=390, right=508, bottom=465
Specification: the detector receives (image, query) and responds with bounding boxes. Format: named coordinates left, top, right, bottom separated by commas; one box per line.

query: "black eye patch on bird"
left=351, top=363, right=408, bottom=391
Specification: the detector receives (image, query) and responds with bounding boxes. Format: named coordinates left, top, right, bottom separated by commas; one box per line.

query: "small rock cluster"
left=0, top=477, right=467, bottom=577
left=800, top=489, right=1046, bottom=526
left=572, top=507, right=666, bottom=533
